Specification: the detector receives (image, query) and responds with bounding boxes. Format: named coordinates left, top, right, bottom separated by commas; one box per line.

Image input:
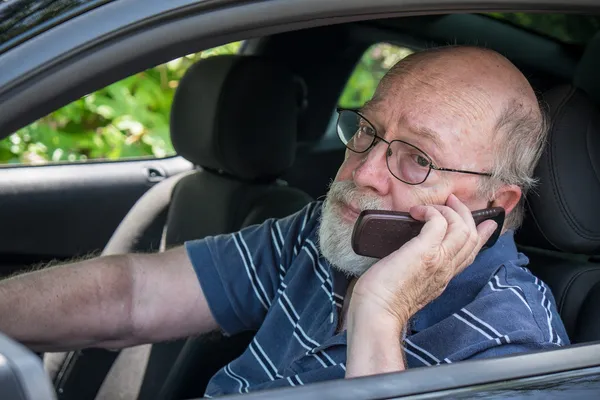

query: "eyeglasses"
left=336, top=108, right=492, bottom=185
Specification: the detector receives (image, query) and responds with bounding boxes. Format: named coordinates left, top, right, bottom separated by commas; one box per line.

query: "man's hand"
left=345, top=194, right=498, bottom=378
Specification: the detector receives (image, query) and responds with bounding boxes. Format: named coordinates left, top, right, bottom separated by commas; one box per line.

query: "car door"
left=0, top=156, right=193, bottom=277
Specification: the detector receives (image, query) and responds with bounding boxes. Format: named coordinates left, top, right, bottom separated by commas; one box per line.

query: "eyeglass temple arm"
left=431, top=165, right=492, bottom=177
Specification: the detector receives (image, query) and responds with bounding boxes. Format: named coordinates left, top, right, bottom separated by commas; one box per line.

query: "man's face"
left=318, top=68, right=501, bottom=276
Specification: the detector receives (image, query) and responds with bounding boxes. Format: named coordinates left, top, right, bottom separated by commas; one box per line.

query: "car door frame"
left=213, top=342, right=600, bottom=399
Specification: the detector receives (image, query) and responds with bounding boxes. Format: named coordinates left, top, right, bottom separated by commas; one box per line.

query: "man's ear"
left=489, top=184, right=522, bottom=214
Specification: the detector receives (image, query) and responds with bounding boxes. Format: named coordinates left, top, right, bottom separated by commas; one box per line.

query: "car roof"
left=0, top=0, right=112, bottom=55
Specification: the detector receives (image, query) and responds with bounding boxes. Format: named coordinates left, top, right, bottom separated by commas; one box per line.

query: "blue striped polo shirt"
left=185, top=201, right=569, bottom=398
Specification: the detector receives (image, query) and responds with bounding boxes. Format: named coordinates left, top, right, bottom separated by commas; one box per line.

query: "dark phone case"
left=351, top=207, right=505, bottom=259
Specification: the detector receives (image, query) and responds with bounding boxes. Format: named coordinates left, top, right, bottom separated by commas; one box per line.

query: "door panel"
left=410, top=366, right=600, bottom=399
left=0, top=156, right=192, bottom=277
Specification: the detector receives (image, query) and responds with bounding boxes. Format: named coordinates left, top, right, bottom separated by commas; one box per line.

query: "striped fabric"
left=185, top=202, right=569, bottom=398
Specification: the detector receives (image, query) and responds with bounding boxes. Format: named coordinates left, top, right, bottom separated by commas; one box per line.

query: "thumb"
left=476, top=220, right=498, bottom=249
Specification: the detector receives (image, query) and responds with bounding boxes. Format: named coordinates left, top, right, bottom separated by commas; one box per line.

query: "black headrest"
left=517, top=85, right=600, bottom=254
left=170, top=55, right=299, bottom=180
left=574, top=32, right=600, bottom=107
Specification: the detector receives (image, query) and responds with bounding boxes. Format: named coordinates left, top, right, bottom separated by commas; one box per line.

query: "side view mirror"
left=0, top=331, right=55, bottom=400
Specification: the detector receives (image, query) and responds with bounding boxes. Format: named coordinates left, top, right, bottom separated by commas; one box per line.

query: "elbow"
left=96, top=254, right=138, bottom=347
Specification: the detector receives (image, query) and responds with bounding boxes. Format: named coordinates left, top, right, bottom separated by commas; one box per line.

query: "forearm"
left=345, top=303, right=407, bottom=378
left=0, top=254, right=135, bottom=352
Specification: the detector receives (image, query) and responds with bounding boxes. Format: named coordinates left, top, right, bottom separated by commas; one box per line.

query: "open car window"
left=319, top=42, right=414, bottom=145
left=0, top=41, right=242, bottom=166
left=338, top=42, right=414, bottom=109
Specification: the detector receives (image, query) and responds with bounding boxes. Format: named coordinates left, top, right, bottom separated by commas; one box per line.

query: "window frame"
left=213, top=342, right=600, bottom=399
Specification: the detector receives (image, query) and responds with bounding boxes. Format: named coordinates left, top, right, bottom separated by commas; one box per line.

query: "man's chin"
left=318, top=203, right=378, bottom=277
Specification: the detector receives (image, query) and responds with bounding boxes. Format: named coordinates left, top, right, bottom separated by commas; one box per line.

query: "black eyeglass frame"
left=336, top=107, right=493, bottom=185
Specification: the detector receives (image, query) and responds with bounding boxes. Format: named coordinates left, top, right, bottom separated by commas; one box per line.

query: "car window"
left=320, top=42, right=414, bottom=144
left=338, top=42, right=414, bottom=109
left=0, top=41, right=243, bottom=166
left=486, top=13, right=600, bottom=45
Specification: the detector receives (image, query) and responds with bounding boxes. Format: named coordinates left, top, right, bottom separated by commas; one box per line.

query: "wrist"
left=347, top=299, right=407, bottom=339
left=348, top=291, right=410, bottom=335
left=345, top=301, right=408, bottom=378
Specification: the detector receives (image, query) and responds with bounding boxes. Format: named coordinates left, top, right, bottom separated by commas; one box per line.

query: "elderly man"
left=0, top=46, right=568, bottom=396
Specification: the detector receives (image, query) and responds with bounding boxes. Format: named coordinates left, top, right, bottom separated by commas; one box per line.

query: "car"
left=1, top=0, right=600, bottom=399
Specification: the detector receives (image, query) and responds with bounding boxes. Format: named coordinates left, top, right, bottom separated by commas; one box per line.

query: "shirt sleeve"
left=184, top=202, right=318, bottom=336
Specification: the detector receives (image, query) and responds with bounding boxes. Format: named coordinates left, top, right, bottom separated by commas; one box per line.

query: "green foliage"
left=2, top=42, right=242, bottom=165
left=338, top=44, right=413, bottom=109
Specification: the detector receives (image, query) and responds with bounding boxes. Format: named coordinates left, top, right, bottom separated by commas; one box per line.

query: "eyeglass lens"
left=337, top=110, right=432, bottom=184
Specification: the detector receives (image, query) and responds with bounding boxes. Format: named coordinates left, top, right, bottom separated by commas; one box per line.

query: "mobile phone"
left=351, top=207, right=505, bottom=259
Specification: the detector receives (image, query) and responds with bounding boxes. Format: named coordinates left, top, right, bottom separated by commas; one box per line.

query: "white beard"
left=317, top=180, right=387, bottom=277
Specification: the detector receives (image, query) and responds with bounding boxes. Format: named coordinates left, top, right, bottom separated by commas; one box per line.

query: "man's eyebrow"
left=408, top=125, right=445, bottom=151
left=358, top=103, right=445, bottom=151
left=358, top=101, right=378, bottom=115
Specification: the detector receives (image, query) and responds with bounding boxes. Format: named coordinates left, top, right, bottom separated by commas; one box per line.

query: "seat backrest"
left=516, top=40, right=600, bottom=344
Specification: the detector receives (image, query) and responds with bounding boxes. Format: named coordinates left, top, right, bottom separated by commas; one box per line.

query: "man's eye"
left=357, top=126, right=375, bottom=137
left=412, top=154, right=430, bottom=167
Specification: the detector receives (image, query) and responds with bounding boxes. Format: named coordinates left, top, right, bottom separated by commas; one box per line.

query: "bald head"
left=373, top=46, right=540, bottom=134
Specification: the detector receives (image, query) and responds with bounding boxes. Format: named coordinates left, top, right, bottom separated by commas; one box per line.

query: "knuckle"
left=422, top=250, right=440, bottom=267
left=467, top=230, right=478, bottom=247
left=458, top=226, right=470, bottom=243
left=466, top=251, right=477, bottom=265
left=432, top=276, right=449, bottom=297
left=438, top=216, right=449, bottom=231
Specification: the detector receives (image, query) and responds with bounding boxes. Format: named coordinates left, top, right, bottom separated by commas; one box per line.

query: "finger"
left=457, top=219, right=499, bottom=274
left=446, top=194, right=476, bottom=232
left=429, top=204, right=479, bottom=268
left=429, top=204, right=468, bottom=244
left=409, top=205, right=447, bottom=247
left=475, top=219, right=498, bottom=251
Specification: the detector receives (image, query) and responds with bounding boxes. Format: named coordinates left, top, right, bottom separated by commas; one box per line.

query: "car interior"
left=2, top=8, right=600, bottom=400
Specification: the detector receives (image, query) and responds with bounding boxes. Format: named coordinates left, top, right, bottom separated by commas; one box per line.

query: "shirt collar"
left=410, top=229, right=527, bottom=333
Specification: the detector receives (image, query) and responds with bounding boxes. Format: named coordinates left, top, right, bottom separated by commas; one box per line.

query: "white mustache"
left=326, top=181, right=387, bottom=212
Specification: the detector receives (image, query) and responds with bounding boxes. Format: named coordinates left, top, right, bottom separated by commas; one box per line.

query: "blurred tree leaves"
left=2, top=41, right=242, bottom=165
left=338, top=43, right=413, bottom=108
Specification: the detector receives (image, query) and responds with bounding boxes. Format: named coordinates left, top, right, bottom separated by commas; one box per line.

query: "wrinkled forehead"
left=377, top=72, right=500, bottom=120
left=362, top=82, right=499, bottom=164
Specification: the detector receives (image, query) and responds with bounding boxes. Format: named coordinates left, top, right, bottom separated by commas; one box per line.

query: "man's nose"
left=352, top=141, right=391, bottom=196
